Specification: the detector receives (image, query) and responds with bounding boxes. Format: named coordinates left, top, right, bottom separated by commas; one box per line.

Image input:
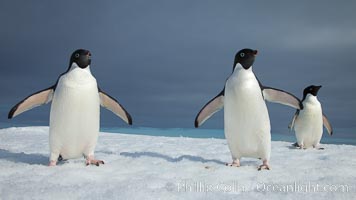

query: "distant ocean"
left=1, top=121, right=355, bottom=146
left=101, top=127, right=356, bottom=146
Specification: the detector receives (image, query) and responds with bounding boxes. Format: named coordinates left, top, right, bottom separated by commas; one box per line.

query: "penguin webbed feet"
left=293, top=142, right=306, bottom=150
left=48, top=154, right=63, bottom=166
left=48, top=160, right=57, bottom=166
left=225, top=159, right=240, bottom=167
left=86, top=160, right=105, bottom=166
left=85, top=155, right=105, bottom=166
left=258, top=164, right=270, bottom=171
left=258, top=160, right=270, bottom=171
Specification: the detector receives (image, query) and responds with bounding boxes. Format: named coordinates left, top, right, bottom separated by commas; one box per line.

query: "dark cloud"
left=1, top=1, right=355, bottom=130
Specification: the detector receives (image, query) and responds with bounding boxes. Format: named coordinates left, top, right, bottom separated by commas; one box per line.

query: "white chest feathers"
left=61, top=64, right=97, bottom=88
left=225, top=66, right=268, bottom=119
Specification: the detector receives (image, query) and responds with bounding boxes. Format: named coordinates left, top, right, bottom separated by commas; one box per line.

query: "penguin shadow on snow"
left=286, top=143, right=301, bottom=150
left=285, top=142, right=326, bottom=150
left=0, top=149, right=48, bottom=165
left=120, top=151, right=269, bottom=168
left=120, top=151, right=226, bottom=165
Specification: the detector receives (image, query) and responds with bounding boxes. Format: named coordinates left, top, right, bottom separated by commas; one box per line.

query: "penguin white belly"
left=224, top=69, right=271, bottom=160
left=294, top=98, right=323, bottom=148
left=49, top=67, right=100, bottom=160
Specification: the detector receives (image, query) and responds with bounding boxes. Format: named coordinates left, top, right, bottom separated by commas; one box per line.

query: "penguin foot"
left=293, top=142, right=305, bottom=149
left=258, top=160, right=270, bottom=171
left=86, top=159, right=105, bottom=166
left=85, top=155, right=104, bottom=166
left=48, top=160, right=57, bottom=166
left=226, top=160, right=240, bottom=167
left=258, top=164, right=270, bottom=171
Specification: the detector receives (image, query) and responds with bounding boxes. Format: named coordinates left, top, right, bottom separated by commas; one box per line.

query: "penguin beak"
left=253, top=50, right=258, bottom=56
left=87, top=52, right=92, bottom=66
left=312, top=85, right=322, bottom=96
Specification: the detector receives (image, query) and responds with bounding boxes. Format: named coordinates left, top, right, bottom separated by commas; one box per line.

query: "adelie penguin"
left=195, top=49, right=302, bottom=170
left=8, top=49, right=133, bottom=166
left=288, top=85, right=333, bottom=149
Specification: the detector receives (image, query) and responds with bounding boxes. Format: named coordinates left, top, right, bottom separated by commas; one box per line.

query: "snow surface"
left=0, top=126, right=355, bottom=200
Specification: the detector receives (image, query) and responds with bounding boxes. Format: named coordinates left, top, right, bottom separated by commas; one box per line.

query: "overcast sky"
left=0, top=1, right=355, bottom=131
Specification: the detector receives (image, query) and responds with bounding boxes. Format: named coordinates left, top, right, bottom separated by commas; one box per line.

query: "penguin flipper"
left=322, top=114, right=333, bottom=135
left=8, top=87, right=54, bottom=119
left=99, top=89, right=132, bottom=125
left=262, top=87, right=302, bottom=109
left=288, top=110, right=300, bottom=131
left=194, top=89, right=224, bottom=128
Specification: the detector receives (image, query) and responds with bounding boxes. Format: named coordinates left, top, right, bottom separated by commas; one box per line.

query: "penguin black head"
left=303, top=85, right=322, bottom=99
left=233, top=48, right=258, bottom=70
left=70, top=49, right=91, bottom=69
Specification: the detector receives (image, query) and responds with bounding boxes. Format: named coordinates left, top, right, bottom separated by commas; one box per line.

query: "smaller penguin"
left=289, top=85, right=333, bottom=149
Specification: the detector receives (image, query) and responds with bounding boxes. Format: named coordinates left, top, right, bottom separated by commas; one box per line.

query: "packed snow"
left=0, top=126, right=355, bottom=199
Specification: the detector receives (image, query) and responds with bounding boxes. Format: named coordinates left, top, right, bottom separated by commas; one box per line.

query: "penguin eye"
left=75, top=53, right=80, bottom=58
left=240, top=52, right=245, bottom=57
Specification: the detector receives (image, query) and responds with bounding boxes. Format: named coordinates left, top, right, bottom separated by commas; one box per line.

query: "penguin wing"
left=288, top=110, right=300, bottom=130
left=194, top=89, right=224, bottom=128
left=322, top=114, right=333, bottom=135
left=8, top=86, right=54, bottom=119
left=262, top=87, right=302, bottom=109
left=99, top=89, right=133, bottom=125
